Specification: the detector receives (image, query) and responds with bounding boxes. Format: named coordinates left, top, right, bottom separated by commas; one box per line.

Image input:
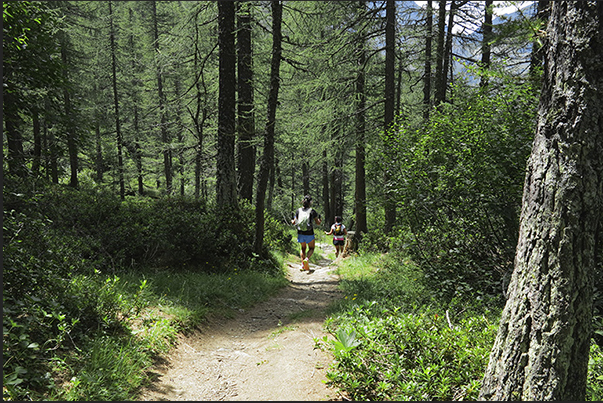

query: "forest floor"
left=138, top=242, right=346, bottom=401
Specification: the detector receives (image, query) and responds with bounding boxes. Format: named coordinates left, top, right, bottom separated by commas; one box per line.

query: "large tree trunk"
left=479, top=2, right=603, bottom=400
left=217, top=1, right=238, bottom=207
left=355, top=1, right=368, bottom=234
left=302, top=160, right=310, bottom=196
left=60, top=41, right=78, bottom=189
left=434, top=0, right=447, bottom=106
left=128, top=6, right=144, bottom=196
left=32, top=108, right=42, bottom=176
left=383, top=0, right=396, bottom=233
left=254, top=0, right=282, bottom=254
left=237, top=1, right=256, bottom=203
left=152, top=0, right=172, bottom=196
left=109, top=1, right=125, bottom=200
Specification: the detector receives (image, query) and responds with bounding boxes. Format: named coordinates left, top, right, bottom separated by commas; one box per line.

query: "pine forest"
left=3, top=1, right=603, bottom=401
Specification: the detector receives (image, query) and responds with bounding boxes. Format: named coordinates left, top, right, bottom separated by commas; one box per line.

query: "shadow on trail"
left=193, top=243, right=342, bottom=336
left=138, top=241, right=345, bottom=401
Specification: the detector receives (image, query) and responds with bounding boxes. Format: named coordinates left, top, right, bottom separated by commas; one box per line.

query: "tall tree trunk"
left=4, top=88, right=26, bottom=176
left=174, top=77, right=185, bottom=196
left=109, top=1, right=125, bottom=200
left=95, top=106, right=103, bottom=183
left=332, top=143, right=343, bottom=219
left=128, top=6, right=144, bottom=196
left=291, top=164, right=296, bottom=214
left=45, top=98, right=59, bottom=183
left=32, top=108, right=42, bottom=176
left=355, top=3, right=368, bottom=234
left=237, top=1, right=256, bottom=203
left=322, top=148, right=331, bottom=227
left=302, top=160, right=310, bottom=196
left=479, top=2, right=603, bottom=400
left=479, top=0, right=493, bottom=88
left=217, top=1, right=238, bottom=207
left=267, top=160, right=275, bottom=211
left=423, top=0, right=433, bottom=120
left=254, top=0, right=282, bottom=254
left=434, top=0, right=447, bottom=106
left=61, top=41, right=78, bottom=189
left=383, top=0, right=396, bottom=233
left=151, top=0, right=172, bottom=196
left=441, top=1, right=456, bottom=103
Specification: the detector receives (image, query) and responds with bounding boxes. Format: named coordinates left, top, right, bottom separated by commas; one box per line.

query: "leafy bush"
left=588, top=342, right=603, bottom=401
left=2, top=177, right=290, bottom=400
left=321, top=303, right=497, bottom=401
left=383, top=73, right=538, bottom=301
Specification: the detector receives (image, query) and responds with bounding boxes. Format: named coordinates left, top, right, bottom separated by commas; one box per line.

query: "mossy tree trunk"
left=479, top=2, right=603, bottom=400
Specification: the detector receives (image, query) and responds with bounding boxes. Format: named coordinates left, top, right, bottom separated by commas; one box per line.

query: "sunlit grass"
left=45, top=255, right=290, bottom=401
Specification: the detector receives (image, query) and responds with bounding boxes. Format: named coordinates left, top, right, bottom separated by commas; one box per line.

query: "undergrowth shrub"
left=378, top=72, right=538, bottom=302
left=3, top=177, right=290, bottom=400
left=322, top=303, right=497, bottom=401
left=588, top=342, right=603, bottom=401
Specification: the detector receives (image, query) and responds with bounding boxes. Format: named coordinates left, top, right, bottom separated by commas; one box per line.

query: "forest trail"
left=139, top=242, right=345, bottom=401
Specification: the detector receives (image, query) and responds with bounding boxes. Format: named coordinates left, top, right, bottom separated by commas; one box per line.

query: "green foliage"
left=321, top=251, right=500, bottom=401
left=7, top=181, right=286, bottom=273
left=384, top=74, right=538, bottom=301
left=322, top=303, right=496, bottom=401
left=588, top=342, right=603, bottom=401
left=2, top=177, right=290, bottom=400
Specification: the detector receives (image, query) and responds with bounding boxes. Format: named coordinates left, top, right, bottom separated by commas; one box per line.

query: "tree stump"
left=341, top=231, right=360, bottom=258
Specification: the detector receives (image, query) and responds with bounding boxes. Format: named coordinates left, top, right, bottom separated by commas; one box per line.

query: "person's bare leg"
left=307, top=239, right=316, bottom=260
left=300, top=242, right=307, bottom=262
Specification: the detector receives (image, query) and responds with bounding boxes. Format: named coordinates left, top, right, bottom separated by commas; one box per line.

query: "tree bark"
left=217, top=0, right=238, bottom=207
left=302, top=160, right=310, bottom=196
left=322, top=148, right=331, bottom=227
left=440, top=1, right=456, bottom=103
left=355, top=1, right=368, bottom=234
left=60, top=41, right=79, bottom=189
left=151, top=0, right=172, bottom=196
left=109, top=0, right=125, bottom=199
left=423, top=0, right=433, bottom=120
left=383, top=0, right=396, bottom=232
left=128, top=6, right=144, bottom=196
left=479, top=2, right=603, bottom=400
left=237, top=1, right=256, bottom=203
left=32, top=108, right=42, bottom=176
left=434, top=0, right=447, bottom=106
left=254, top=0, right=282, bottom=254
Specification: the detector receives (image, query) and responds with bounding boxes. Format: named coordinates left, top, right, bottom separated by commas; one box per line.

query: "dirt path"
left=139, top=242, right=345, bottom=401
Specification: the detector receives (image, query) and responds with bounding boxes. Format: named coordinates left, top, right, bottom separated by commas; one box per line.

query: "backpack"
left=297, top=208, right=313, bottom=231
left=334, top=223, right=344, bottom=235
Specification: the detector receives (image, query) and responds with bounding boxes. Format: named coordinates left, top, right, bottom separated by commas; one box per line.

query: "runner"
left=292, top=195, right=322, bottom=271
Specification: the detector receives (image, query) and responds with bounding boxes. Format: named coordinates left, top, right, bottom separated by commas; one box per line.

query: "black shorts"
left=333, top=239, right=345, bottom=246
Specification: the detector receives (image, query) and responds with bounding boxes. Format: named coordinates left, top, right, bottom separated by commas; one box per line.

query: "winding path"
left=139, top=242, right=344, bottom=401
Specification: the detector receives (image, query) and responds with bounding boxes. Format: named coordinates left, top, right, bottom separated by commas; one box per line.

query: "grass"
left=37, top=253, right=290, bottom=401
